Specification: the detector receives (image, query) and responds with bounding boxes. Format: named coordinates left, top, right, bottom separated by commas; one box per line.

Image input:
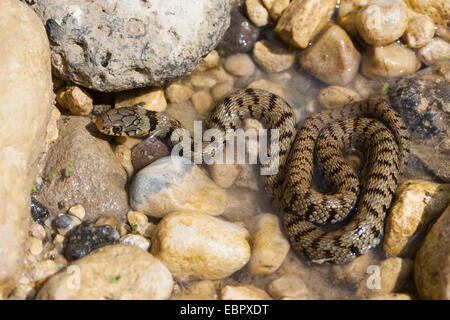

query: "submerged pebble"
left=317, top=86, right=361, bottom=109
left=299, top=24, right=361, bottom=85
left=224, top=53, right=256, bottom=77
left=219, top=6, right=260, bottom=54
left=418, top=37, right=450, bottom=66
left=267, top=275, right=313, bottom=299
left=131, top=137, right=170, bottom=171
left=247, top=213, right=290, bottom=276
left=54, top=214, right=81, bottom=236
left=221, top=285, right=272, bottom=300
left=356, top=257, right=414, bottom=298
left=252, top=40, right=296, bottom=73
left=361, top=43, right=421, bottom=79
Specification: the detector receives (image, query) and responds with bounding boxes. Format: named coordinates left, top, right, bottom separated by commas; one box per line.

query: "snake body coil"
left=96, top=88, right=410, bottom=264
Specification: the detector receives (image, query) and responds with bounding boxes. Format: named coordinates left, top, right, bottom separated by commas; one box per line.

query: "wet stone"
left=131, top=137, right=170, bottom=170
left=219, top=5, right=260, bottom=54
left=129, top=156, right=227, bottom=218
left=31, top=198, right=50, bottom=224
left=388, top=65, right=449, bottom=141
left=54, top=214, right=81, bottom=235
left=64, top=224, right=119, bottom=261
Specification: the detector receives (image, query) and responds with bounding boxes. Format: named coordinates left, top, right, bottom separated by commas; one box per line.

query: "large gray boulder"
left=24, top=0, right=232, bottom=92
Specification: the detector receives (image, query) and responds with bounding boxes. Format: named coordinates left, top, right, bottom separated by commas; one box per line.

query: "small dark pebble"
left=54, top=214, right=75, bottom=230
left=131, top=136, right=170, bottom=170
left=64, top=223, right=119, bottom=261
left=217, top=5, right=260, bottom=54
left=30, top=198, right=49, bottom=224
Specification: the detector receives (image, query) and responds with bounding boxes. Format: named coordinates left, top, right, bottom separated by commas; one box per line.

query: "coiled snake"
left=96, top=88, right=410, bottom=264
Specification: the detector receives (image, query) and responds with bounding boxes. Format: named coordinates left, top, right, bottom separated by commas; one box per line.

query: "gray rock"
left=64, top=224, right=120, bottom=261
left=388, top=63, right=450, bottom=182
left=129, top=156, right=227, bottom=218
left=36, top=116, right=130, bottom=222
left=54, top=214, right=81, bottom=235
left=388, top=64, right=449, bottom=141
left=24, top=0, right=231, bottom=92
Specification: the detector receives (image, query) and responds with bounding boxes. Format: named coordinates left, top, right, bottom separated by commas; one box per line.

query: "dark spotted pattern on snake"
left=96, top=88, right=410, bottom=264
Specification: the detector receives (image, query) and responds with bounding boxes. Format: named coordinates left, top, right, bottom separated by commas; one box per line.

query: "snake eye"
left=112, top=126, right=122, bottom=134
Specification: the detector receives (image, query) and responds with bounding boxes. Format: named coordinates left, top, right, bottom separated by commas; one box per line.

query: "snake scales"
left=96, top=88, right=410, bottom=264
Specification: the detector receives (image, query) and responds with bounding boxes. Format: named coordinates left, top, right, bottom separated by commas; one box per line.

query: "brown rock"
left=0, top=0, right=53, bottom=295
left=224, top=53, right=256, bottom=77
left=267, top=275, right=313, bottom=299
left=269, top=0, right=291, bottom=21
left=361, top=43, right=421, bottom=79
left=357, top=257, right=414, bottom=298
left=221, top=285, right=272, bottom=300
left=131, top=137, right=170, bottom=170
left=404, top=0, right=449, bottom=28
left=252, top=40, right=296, bottom=73
left=275, top=0, right=338, bottom=49
left=114, top=145, right=134, bottom=178
left=337, top=0, right=369, bottom=36
left=415, top=205, right=450, bottom=300
left=191, top=89, right=213, bottom=114
left=36, top=116, right=129, bottom=223
left=299, top=24, right=361, bottom=85
left=211, top=82, right=235, bottom=102
left=209, top=163, right=242, bottom=189
left=317, top=86, right=361, bottom=108
left=246, top=0, right=270, bottom=27
left=247, top=213, right=290, bottom=276
left=115, top=87, right=167, bottom=112
left=384, top=180, right=450, bottom=257
left=165, top=82, right=193, bottom=103
left=56, top=85, right=93, bottom=116
left=355, top=0, right=409, bottom=46
left=418, top=37, right=450, bottom=66
left=403, top=12, right=435, bottom=49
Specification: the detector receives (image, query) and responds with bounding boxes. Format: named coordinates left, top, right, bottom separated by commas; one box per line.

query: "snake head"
left=95, top=107, right=149, bottom=137
left=95, top=112, right=125, bottom=136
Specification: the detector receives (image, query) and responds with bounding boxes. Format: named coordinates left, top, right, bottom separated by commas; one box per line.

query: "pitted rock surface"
left=24, top=0, right=231, bottom=92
